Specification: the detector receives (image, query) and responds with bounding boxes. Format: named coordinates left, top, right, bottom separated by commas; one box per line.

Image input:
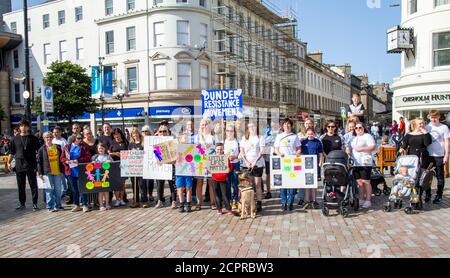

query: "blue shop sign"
left=95, top=108, right=145, bottom=119
left=149, top=106, right=195, bottom=117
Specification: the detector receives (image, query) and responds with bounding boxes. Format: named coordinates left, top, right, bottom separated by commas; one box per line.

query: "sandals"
left=194, top=205, right=202, bottom=211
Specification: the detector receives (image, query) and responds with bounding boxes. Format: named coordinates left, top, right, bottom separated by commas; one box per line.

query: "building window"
left=409, top=0, right=417, bottom=15
left=43, top=14, right=49, bottom=29
left=127, top=67, right=138, bottom=92
left=154, top=64, right=166, bottom=90
left=177, top=0, right=188, bottom=3
left=13, top=50, right=19, bottom=68
left=105, top=0, right=113, bottom=16
left=127, top=0, right=135, bottom=11
left=75, top=6, right=83, bottom=21
left=177, top=63, right=191, bottom=89
left=76, top=37, right=84, bottom=60
left=200, top=0, right=206, bottom=7
left=14, top=83, right=21, bottom=104
left=126, top=26, right=136, bottom=51
left=200, top=23, right=208, bottom=47
left=10, top=22, right=17, bottom=33
left=154, top=22, right=165, bottom=47
left=59, top=40, right=67, bottom=61
left=435, top=0, right=450, bottom=7
left=58, top=10, right=65, bottom=25
left=433, top=31, right=450, bottom=67
left=105, top=31, right=114, bottom=54
left=177, top=20, right=189, bottom=46
left=200, top=64, right=209, bottom=89
left=154, top=0, right=163, bottom=5
left=43, top=43, right=51, bottom=65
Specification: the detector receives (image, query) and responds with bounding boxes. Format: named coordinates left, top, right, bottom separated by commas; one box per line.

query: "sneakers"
left=185, top=202, right=192, bottom=213
left=71, top=205, right=82, bottom=212
left=105, top=205, right=111, bottom=210
left=32, top=204, right=39, bottom=211
left=15, top=204, right=25, bottom=210
left=265, top=192, right=272, bottom=199
left=231, top=201, right=238, bottom=211
left=282, top=204, right=287, bottom=211
left=171, top=202, right=178, bottom=209
left=433, top=195, right=442, bottom=204
left=82, top=205, right=89, bottom=212
left=298, top=199, right=305, bottom=207
left=179, top=203, right=185, bottom=213
left=362, top=200, right=372, bottom=209
left=155, top=200, right=164, bottom=209
left=256, top=201, right=262, bottom=212
left=99, top=206, right=106, bottom=211
left=119, top=200, right=126, bottom=206
left=288, top=204, right=294, bottom=211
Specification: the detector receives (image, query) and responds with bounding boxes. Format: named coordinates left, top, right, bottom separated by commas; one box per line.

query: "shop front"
left=393, top=92, right=450, bottom=123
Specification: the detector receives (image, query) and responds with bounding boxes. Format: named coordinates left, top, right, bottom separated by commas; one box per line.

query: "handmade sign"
left=37, top=175, right=52, bottom=190
left=78, top=161, right=122, bottom=193
left=201, top=89, right=243, bottom=119
left=153, top=139, right=178, bottom=164
left=270, top=155, right=318, bottom=189
left=120, top=150, right=145, bottom=177
left=143, top=136, right=173, bottom=180
left=207, top=155, right=229, bottom=174
left=175, top=144, right=216, bottom=177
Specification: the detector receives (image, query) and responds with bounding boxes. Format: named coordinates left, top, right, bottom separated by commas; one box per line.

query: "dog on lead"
left=237, top=171, right=256, bottom=219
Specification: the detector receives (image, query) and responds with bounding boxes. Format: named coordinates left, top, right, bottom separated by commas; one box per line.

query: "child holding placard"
left=300, top=128, right=323, bottom=209
left=176, top=133, right=193, bottom=213
left=92, top=143, right=113, bottom=211
left=211, top=143, right=233, bottom=215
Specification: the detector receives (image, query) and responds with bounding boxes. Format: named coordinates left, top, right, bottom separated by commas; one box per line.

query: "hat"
left=141, top=125, right=150, bottom=132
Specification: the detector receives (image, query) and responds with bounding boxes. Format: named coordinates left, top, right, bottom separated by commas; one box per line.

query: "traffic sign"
left=42, top=86, right=54, bottom=113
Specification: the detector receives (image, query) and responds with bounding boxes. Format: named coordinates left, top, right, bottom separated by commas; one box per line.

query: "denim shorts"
left=176, top=176, right=193, bottom=188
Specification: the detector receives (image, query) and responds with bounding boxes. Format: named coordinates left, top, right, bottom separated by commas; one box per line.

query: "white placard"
left=270, top=155, right=318, bottom=189
left=143, top=136, right=173, bottom=180
left=37, top=175, right=52, bottom=189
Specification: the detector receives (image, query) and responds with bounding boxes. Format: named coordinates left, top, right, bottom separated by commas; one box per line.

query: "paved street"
left=0, top=174, right=449, bottom=258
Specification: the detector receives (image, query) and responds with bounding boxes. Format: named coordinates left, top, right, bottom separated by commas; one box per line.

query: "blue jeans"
left=280, top=189, right=296, bottom=205
left=69, top=176, right=88, bottom=206
left=226, top=162, right=240, bottom=202
left=61, top=174, right=69, bottom=197
left=45, top=174, right=63, bottom=209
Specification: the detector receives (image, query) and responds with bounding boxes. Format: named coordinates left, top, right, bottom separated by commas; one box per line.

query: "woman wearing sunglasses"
left=347, top=123, right=376, bottom=209
left=61, top=134, right=91, bottom=212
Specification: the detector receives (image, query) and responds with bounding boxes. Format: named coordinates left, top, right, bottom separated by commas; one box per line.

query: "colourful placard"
left=77, top=162, right=122, bottom=193
left=153, top=139, right=178, bottom=164
left=270, top=155, right=318, bottom=189
left=143, top=136, right=173, bottom=180
left=176, top=144, right=216, bottom=177
left=207, top=155, right=229, bottom=174
left=120, top=150, right=145, bottom=177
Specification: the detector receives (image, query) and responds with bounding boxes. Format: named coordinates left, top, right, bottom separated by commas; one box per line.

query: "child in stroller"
left=322, top=150, right=359, bottom=218
left=384, top=156, right=421, bottom=214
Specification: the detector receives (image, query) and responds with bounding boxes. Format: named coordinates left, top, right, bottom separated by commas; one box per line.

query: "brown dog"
left=237, top=172, right=256, bottom=219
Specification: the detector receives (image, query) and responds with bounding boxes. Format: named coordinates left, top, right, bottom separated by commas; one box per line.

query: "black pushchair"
left=322, top=151, right=359, bottom=218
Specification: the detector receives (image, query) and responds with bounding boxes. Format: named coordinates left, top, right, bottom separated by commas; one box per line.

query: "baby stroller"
left=322, top=150, right=359, bottom=218
left=383, top=155, right=427, bottom=214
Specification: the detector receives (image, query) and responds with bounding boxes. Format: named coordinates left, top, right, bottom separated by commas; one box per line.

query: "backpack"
left=418, top=163, right=435, bottom=192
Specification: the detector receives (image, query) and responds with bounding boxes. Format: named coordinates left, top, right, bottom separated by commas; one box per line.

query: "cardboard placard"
left=153, top=139, right=178, bottom=164
left=120, top=150, right=145, bottom=177
left=270, top=155, right=318, bottom=189
left=143, top=136, right=173, bottom=180
left=207, top=155, right=229, bottom=174
left=175, top=144, right=216, bottom=177
left=78, top=161, right=122, bottom=193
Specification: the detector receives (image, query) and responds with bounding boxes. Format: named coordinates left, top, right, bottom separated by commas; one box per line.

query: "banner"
left=120, top=150, right=145, bottom=177
left=103, top=66, right=113, bottom=98
left=153, top=140, right=178, bottom=164
left=78, top=161, right=122, bottom=193
left=270, top=155, right=318, bottom=189
left=91, top=66, right=101, bottom=99
left=175, top=144, right=216, bottom=177
left=201, top=89, right=243, bottom=119
left=41, top=86, right=54, bottom=113
left=207, top=155, right=229, bottom=174
left=143, top=136, right=173, bottom=180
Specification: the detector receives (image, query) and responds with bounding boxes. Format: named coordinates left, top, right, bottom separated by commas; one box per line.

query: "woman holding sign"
left=108, top=128, right=129, bottom=207
left=274, top=118, right=302, bottom=211
left=128, top=128, right=144, bottom=208
left=240, top=122, right=265, bottom=212
left=194, top=119, right=216, bottom=210
left=61, top=134, right=91, bottom=212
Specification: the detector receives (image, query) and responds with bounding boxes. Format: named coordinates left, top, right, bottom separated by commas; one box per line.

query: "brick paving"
left=0, top=173, right=449, bottom=258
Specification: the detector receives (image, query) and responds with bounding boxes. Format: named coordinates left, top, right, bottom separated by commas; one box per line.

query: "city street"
left=0, top=174, right=449, bottom=258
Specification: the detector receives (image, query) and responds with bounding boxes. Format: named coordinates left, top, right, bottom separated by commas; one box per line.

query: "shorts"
left=176, top=176, right=193, bottom=188
left=353, top=167, right=372, bottom=180
left=243, top=166, right=264, bottom=178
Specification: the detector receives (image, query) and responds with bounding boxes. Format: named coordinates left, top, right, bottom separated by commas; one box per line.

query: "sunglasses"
left=76, top=137, right=83, bottom=140
left=355, top=127, right=364, bottom=130
left=327, top=126, right=336, bottom=128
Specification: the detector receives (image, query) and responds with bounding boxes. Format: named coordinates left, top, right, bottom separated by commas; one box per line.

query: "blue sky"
left=12, top=0, right=401, bottom=83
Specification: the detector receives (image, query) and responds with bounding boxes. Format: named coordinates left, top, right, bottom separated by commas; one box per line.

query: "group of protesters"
left=5, top=91, right=449, bottom=216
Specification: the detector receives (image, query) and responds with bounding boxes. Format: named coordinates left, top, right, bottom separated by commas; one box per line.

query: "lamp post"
left=115, top=91, right=127, bottom=132
left=23, top=0, right=32, bottom=124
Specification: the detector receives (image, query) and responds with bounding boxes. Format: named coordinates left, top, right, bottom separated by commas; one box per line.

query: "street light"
left=115, top=81, right=129, bottom=132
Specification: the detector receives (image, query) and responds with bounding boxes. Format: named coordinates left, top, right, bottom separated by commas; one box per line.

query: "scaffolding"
left=210, top=0, right=303, bottom=117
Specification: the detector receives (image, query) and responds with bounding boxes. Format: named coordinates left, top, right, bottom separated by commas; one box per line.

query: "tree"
left=33, top=61, right=98, bottom=123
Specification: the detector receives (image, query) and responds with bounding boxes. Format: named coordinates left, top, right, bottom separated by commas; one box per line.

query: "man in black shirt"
left=7, top=120, right=41, bottom=211
left=99, top=123, right=113, bottom=149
